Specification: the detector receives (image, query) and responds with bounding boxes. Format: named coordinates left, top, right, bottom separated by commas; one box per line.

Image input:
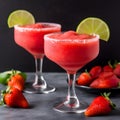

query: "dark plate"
left=75, top=84, right=120, bottom=94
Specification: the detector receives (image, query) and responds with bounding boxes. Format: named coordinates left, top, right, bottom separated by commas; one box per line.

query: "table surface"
left=0, top=72, right=120, bottom=120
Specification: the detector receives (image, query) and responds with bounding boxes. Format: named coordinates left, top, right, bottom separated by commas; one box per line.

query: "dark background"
left=0, top=0, right=120, bottom=72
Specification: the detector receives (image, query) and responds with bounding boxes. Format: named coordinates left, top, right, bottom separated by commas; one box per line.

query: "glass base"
left=53, top=98, right=88, bottom=113
left=24, top=82, right=56, bottom=94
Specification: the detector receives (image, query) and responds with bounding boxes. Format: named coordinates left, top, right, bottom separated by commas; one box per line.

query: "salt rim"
left=44, top=32, right=100, bottom=43
left=14, top=22, right=61, bottom=32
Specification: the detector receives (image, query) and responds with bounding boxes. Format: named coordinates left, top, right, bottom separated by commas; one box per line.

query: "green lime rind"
left=7, top=10, right=35, bottom=28
left=76, top=17, right=110, bottom=41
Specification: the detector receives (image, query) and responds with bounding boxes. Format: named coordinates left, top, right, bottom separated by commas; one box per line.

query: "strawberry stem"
left=108, top=60, right=113, bottom=68
left=101, top=92, right=116, bottom=110
left=113, top=60, right=120, bottom=68
left=0, top=90, right=6, bottom=105
left=6, top=86, right=11, bottom=93
left=11, top=69, right=17, bottom=75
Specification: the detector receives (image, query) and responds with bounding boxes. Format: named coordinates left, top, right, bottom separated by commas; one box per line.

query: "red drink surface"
left=14, top=23, right=61, bottom=58
left=44, top=31, right=99, bottom=74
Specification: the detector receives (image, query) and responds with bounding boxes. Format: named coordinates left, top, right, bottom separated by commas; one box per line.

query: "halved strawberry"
left=90, top=72, right=120, bottom=88
left=89, top=66, right=102, bottom=79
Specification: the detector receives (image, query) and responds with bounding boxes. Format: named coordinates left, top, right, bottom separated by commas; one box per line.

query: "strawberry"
left=89, top=66, right=102, bottom=79
left=90, top=72, right=120, bottom=88
left=103, top=61, right=113, bottom=72
left=77, top=72, right=92, bottom=86
left=113, top=63, right=120, bottom=78
left=99, top=71, right=114, bottom=78
left=1, top=87, right=29, bottom=108
left=8, top=73, right=25, bottom=91
left=85, top=93, right=115, bottom=116
left=103, top=65, right=113, bottom=72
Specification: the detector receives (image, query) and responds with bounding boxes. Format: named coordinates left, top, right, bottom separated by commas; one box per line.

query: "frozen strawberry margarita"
left=14, top=22, right=61, bottom=94
left=44, top=31, right=99, bottom=74
left=14, top=23, right=61, bottom=58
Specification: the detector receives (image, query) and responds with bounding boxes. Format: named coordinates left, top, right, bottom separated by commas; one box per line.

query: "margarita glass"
left=14, top=22, right=61, bottom=94
left=44, top=31, right=99, bottom=113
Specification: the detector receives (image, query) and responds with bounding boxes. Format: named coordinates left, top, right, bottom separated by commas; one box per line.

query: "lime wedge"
left=76, top=17, right=110, bottom=41
left=7, top=10, right=35, bottom=28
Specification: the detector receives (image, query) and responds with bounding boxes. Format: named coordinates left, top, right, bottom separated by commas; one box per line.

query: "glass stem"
left=33, top=57, right=47, bottom=89
left=64, top=73, right=79, bottom=108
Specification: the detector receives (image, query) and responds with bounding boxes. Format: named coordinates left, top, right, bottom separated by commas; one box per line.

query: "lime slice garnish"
left=7, top=10, right=35, bottom=28
left=76, top=17, right=110, bottom=41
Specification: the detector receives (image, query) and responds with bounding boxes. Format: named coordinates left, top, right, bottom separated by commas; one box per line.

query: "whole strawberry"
left=103, top=61, right=113, bottom=72
left=103, top=65, right=113, bottom=72
left=114, top=63, right=120, bottom=78
left=85, top=93, right=115, bottom=116
left=8, top=73, right=25, bottom=91
left=1, top=87, right=29, bottom=108
left=77, top=72, right=92, bottom=86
